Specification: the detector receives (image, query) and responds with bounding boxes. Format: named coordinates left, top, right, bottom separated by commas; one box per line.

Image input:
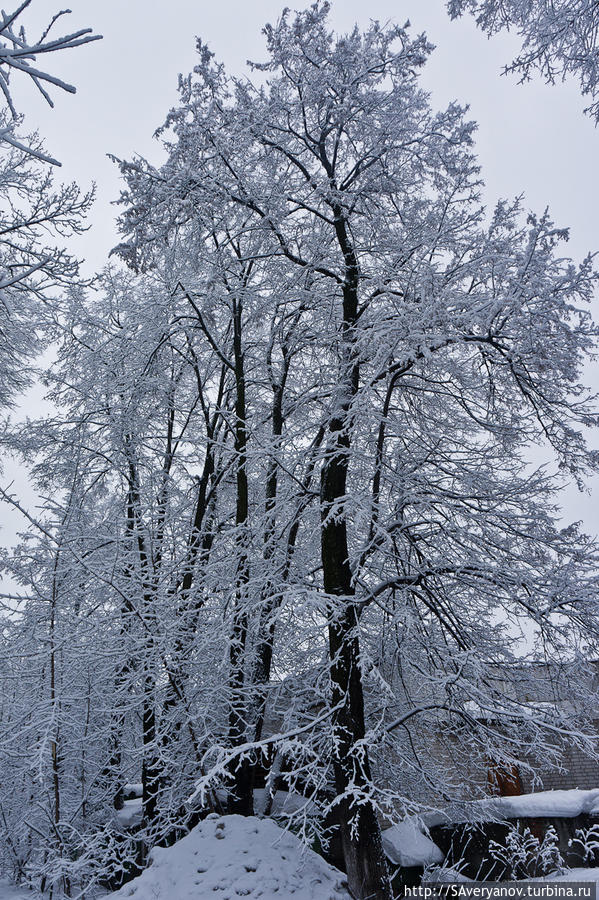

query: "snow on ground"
left=0, top=882, right=32, bottom=900
left=107, top=813, right=351, bottom=900
left=546, top=869, right=599, bottom=882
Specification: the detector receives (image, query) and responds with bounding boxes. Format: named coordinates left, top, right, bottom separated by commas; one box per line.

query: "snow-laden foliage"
left=0, top=119, right=93, bottom=405
left=489, top=823, right=566, bottom=879
left=448, top=0, right=599, bottom=122
left=0, top=5, right=98, bottom=890
left=0, top=1, right=101, bottom=164
left=0, top=1, right=97, bottom=408
left=570, top=823, right=599, bottom=866
left=0, top=3, right=598, bottom=899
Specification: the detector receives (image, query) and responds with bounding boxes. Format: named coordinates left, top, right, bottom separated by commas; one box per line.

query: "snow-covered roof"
left=114, top=797, right=142, bottom=829
left=426, top=788, right=599, bottom=827
left=382, top=820, right=444, bottom=868
left=253, top=788, right=318, bottom=817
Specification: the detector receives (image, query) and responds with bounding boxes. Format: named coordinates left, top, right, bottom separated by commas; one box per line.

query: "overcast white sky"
left=6, top=0, right=599, bottom=537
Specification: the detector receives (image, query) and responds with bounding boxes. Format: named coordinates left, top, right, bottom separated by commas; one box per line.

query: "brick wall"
left=520, top=726, right=599, bottom=792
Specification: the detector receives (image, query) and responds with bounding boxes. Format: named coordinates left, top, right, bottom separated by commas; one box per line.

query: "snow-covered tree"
left=0, top=2, right=99, bottom=406
left=0, top=1, right=101, bottom=163
left=0, top=131, right=93, bottom=406
left=2, top=4, right=599, bottom=899
left=109, top=4, right=599, bottom=898
left=448, top=0, right=599, bottom=122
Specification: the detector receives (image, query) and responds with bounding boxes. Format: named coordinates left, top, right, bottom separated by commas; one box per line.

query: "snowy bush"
left=489, top=824, right=566, bottom=880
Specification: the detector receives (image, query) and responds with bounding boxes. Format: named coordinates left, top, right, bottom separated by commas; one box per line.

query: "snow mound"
left=382, top=820, right=444, bottom=868
left=108, top=813, right=351, bottom=900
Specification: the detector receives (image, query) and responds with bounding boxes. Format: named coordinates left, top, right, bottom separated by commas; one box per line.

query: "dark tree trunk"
left=321, top=423, right=392, bottom=900
left=228, top=293, right=253, bottom=816
left=159, top=358, right=226, bottom=744
left=142, top=667, right=160, bottom=827
left=250, top=353, right=324, bottom=758
left=124, top=442, right=162, bottom=831
left=250, top=370, right=285, bottom=746
left=319, top=209, right=392, bottom=900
